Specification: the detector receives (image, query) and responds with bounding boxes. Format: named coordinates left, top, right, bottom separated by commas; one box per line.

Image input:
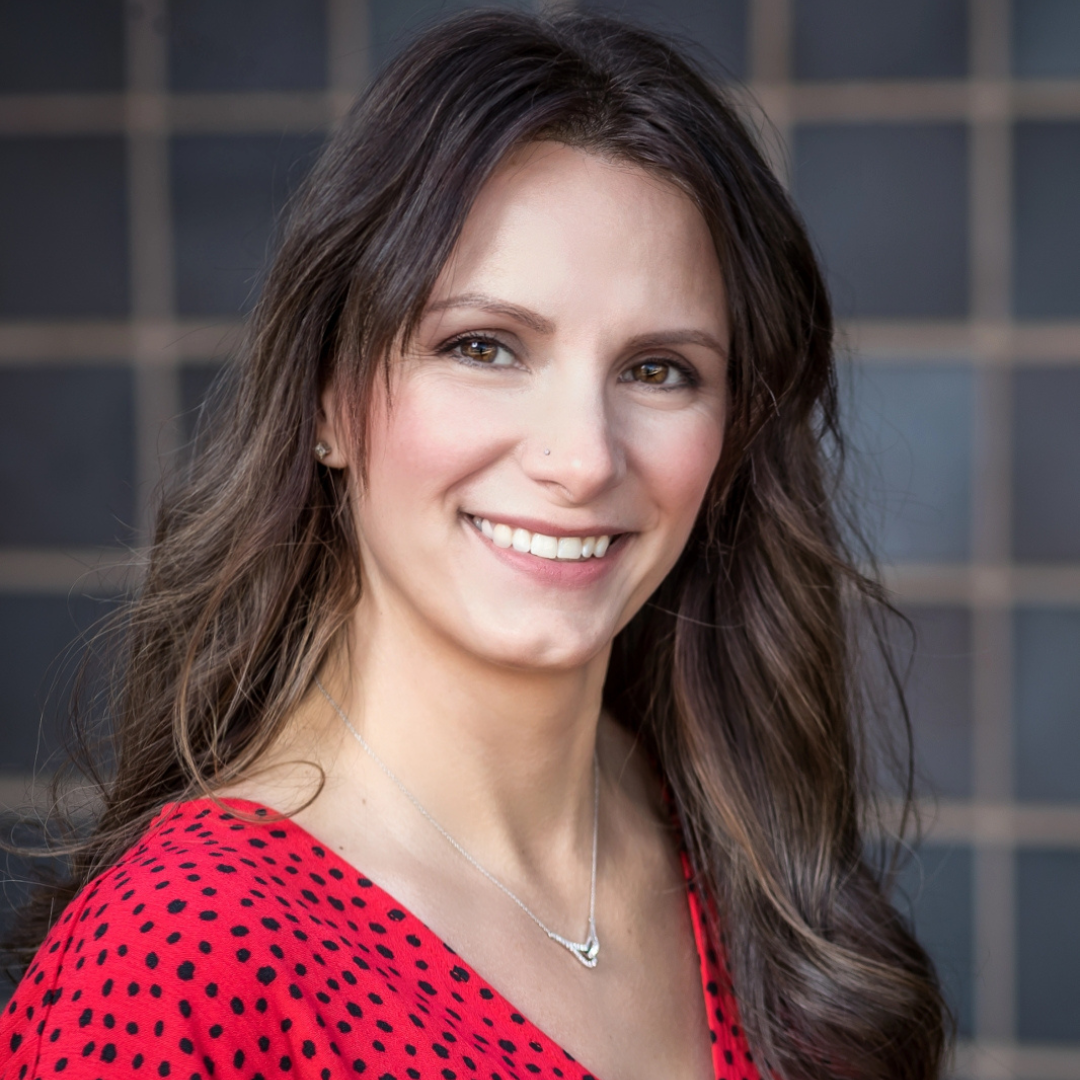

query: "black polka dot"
left=0, top=799, right=758, bottom=1080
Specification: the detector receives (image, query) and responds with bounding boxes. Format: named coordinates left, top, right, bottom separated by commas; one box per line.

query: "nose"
left=522, top=367, right=623, bottom=504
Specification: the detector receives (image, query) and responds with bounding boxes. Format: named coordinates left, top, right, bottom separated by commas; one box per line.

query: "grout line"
left=782, top=80, right=1080, bottom=122
left=0, top=773, right=103, bottom=819
left=0, top=93, right=330, bottom=136
left=972, top=0, right=1012, bottom=82
left=883, top=564, right=1080, bottom=606
left=126, top=0, right=181, bottom=546
left=328, top=0, right=370, bottom=112
left=970, top=135, right=1012, bottom=333
left=0, top=549, right=140, bottom=594
left=7, top=80, right=1080, bottom=135
left=974, top=846, right=1017, bottom=1042
left=2, top=319, right=1079, bottom=364
left=967, top=0, right=1017, bottom=1050
left=749, top=0, right=791, bottom=83
left=840, top=319, right=1080, bottom=363
left=0, top=93, right=333, bottom=134
left=9, top=773, right=1080, bottom=845
left=783, top=80, right=972, bottom=122
left=0, top=319, right=243, bottom=364
left=912, top=801, right=1080, bottom=848
left=0, top=94, right=125, bottom=134
left=955, top=1040, right=1080, bottom=1080
left=746, top=0, right=792, bottom=183
left=169, top=92, right=331, bottom=132
left=969, top=375, right=1015, bottom=807
left=8, top=555, right=1080, bottom=601
left=9, top=555, right=1080, bottom=603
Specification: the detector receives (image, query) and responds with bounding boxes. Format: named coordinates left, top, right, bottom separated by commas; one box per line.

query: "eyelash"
left=437, top=332, right=700, bottom=390
left=439, top=333, right=518, bottom=368
left=623, top=357, right=700, bottom=390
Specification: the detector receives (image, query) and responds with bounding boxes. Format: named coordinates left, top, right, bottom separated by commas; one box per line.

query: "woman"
left=1, top=10, right=946, bottom=1080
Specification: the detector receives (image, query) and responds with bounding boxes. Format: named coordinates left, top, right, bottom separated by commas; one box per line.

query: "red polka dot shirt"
left=2, top=799, right=761, bottom=1080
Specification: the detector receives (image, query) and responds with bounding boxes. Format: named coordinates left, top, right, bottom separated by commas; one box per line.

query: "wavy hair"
left=5, top=11, right=947, bottom=1080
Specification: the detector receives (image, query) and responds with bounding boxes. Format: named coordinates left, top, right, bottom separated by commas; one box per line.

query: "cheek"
left=633, top=410, right=724, bottom=531
left=363, top=375, right=512, bottom=514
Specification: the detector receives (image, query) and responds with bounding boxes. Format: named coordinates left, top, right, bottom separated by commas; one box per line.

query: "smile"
left=469, top=516, right=614, bottom=561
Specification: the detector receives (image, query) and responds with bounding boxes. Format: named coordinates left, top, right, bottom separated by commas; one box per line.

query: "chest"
left=306, top=805, right=720, bottom=1080
left=2, top=801, right=761, bottom=1080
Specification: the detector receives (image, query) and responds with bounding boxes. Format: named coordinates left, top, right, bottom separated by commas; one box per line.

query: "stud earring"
left=314, top=441, right=331, bottom=462
left=543, top=448, right=551, bottom=456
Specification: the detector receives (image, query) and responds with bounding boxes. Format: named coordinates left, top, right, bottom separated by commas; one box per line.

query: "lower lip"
left=464, top=517, right=627, bottom=587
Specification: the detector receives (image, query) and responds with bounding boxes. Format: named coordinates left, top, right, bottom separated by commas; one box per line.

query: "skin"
left=223, top=142, right=729, bottom=1080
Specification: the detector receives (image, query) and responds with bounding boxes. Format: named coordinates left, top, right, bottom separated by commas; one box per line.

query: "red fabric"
left=2, top=798, right=760, bottom=1080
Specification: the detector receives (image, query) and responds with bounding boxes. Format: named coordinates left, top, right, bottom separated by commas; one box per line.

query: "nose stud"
left=543, top=448, right=551, bottom=456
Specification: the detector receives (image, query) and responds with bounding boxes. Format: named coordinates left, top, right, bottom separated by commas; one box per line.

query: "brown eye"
left=461, top=339, right=499, bottom=363
left=630, top=360, right=677, bottom=385
left=449, top=337, right=516, bottom=367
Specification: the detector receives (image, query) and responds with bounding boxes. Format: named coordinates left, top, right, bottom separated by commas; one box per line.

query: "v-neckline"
left=167, top=794, right=735, bottom=1080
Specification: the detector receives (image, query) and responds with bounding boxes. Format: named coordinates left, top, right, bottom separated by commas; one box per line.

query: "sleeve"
left=1, top=871, right=236, bottom=1080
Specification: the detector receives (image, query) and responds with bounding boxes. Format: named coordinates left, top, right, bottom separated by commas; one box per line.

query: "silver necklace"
left=315, top=677, right=601, bottom=969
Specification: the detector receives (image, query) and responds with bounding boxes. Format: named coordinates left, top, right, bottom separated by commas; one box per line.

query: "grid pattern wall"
left=1, top=1, right=1078, bottom=1076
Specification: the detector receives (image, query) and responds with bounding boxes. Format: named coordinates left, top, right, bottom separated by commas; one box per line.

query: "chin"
left=461, top=612, right=615, bottom=672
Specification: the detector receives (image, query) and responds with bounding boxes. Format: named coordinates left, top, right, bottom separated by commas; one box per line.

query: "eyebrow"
left=623, top=329, right=728, bottom=358
left=423, top=294, right=555, bottom=334
left=424, top=293, right=727, bottom=358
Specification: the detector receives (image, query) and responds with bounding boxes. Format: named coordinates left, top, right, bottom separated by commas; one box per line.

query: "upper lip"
left=464, top=512, right=629, bottom=537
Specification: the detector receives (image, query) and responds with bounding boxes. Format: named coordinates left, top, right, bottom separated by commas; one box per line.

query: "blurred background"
left=0, top=0, right=1078, bottom=1074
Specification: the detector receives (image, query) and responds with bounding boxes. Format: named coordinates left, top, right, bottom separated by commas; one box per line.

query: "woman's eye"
left=624, top=359, right=690, bottom=387
left=450, top=337, right=515, bottom=366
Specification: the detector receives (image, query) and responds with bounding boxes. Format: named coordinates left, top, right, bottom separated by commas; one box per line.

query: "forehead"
left=429, top=142, right=726, bottom=329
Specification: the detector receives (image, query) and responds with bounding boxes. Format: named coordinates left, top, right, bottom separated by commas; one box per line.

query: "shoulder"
left=1, top=799, right=549, bottom=1080
left=0, top=800, right=375, bottom=1080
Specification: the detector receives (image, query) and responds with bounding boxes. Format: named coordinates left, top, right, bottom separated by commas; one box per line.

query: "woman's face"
left=328, top=142, right=728, bottom=671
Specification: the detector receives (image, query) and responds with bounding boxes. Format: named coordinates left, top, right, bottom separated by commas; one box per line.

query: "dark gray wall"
left=2, top=0, right=1079, bottom=1062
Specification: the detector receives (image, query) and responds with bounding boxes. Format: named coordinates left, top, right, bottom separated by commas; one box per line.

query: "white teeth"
left=557, top=537, right=583, bottom=560
left=472, top=517, right=613, bottom=562
left=530, top=533, right=559, bottom=559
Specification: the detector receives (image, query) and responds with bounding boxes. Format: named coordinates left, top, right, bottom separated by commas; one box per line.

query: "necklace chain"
left=315, top=677, right=601, bottom=969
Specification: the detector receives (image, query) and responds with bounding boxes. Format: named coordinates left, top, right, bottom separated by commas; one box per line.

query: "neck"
left=318, top=589, right=610, bottom=873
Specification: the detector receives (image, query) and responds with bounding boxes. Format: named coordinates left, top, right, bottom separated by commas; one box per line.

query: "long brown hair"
left=5, top=10, right=947, bottom=1080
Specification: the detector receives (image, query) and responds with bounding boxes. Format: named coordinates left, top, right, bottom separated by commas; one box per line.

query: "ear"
left=315, top=382, right=350, bottom=469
